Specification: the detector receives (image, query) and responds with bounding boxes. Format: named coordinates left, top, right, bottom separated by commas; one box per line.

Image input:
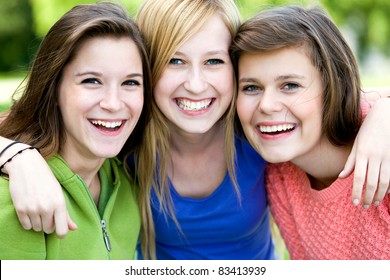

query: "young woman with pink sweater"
left=232, top=5, right=390, bottom=259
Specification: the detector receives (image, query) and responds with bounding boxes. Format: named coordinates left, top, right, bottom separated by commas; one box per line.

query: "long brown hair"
left=0, top=2, right=152, bottom=162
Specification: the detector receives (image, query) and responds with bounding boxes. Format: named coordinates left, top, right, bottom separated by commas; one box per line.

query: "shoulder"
left=266, top=162, right=303, bottom=189
left=235, top=135, right=265, bottom=165
left=267, top=162, right=299, bottom=175
left=102, top=157, right=129, bottom=184
left=234, top=135, right=267, bottom=180
left=0, top=179, right=46, bottom=259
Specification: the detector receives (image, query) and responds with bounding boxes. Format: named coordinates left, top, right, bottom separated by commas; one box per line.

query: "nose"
left=100, top=86, right=123, bottom=112
left=183, top=66, right=208, bottom=94
left=257, top=88, right=283, bottom=114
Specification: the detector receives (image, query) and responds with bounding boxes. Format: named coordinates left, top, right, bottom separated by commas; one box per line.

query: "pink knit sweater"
left=266, top=162, right=390, bottom=259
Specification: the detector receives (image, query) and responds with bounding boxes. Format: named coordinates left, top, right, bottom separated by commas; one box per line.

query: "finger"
left=363, top=160, right=381, bottom=207
left=351, top=156, right=368, bottom=206
left=41, top=212, right=55, bottom=234
left=54, top=209, right=69, bottom=239
left=373, top=160, right=390, bottom=205
left=339, top=144, right=357, bottom=179
left=30, top=215, right=43, bottom=232
left=15, top=212, right=33, bottom=230
left=67, top=212, right=78, bottom=231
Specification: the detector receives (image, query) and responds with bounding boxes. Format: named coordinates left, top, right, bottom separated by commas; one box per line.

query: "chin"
left=92, top=149, right=122, bottom=159
left=260, top=151, right=291, bottom=164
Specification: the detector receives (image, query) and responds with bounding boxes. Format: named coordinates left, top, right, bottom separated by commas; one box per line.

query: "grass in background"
left=0, top=103, right=9, bottom=112
left=271, top=216, right=290, bottom=260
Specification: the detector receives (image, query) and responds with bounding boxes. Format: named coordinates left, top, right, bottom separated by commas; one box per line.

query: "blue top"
left=147, top=136, right=275, bottom=260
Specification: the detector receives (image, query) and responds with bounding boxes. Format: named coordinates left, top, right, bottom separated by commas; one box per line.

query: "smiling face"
left=237, top=46, right=325, bottom=164
left=153, top=14, right=234, bottom=135
left=58, top=36, right=144, bottom=163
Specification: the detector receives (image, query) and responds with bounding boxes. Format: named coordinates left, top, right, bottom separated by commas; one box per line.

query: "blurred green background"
left=1, top=0, right=388, bottom=260
left=1, top=0, right=389, bottom=105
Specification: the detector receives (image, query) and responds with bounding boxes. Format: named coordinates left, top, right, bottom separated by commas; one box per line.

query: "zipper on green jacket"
left=101, top=220, right=111, bottom=252
left=75, top=174, right=112, bottom=258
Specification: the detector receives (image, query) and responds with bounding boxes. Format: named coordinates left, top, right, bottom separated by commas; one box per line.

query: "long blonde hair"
left=135, top=0, right=241, bottom=259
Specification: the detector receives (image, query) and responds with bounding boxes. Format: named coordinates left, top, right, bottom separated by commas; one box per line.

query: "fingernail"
left=363, top=204, right=370, bottom=209
left=353, top=199, right=359, bottom=206
left=374, top=201, right=380, bottom=206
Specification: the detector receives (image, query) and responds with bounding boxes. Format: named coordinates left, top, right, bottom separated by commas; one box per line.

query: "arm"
left=0, top=136, right=76, bottom=237
left=339, top=94, right=390, bottom=208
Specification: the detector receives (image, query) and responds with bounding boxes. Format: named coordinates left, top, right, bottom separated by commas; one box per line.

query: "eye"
left=241, top=84, right=261, bottom=95
left=169, top=58, right=184, bottom=65
left=206, top=59, right=224, bottom=65
left=122, top=79, right=141, bottom=87
left=282, top=82, right=300, bottom=91
left=81, top=78, right=101, bottom=85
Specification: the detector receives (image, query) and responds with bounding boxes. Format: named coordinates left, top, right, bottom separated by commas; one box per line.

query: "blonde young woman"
left=1, top=0, right=390, bottom=260
left=132, top=0, right=390, bottom=259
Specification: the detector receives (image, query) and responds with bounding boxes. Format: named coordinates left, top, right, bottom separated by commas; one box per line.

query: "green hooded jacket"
left=0, top=155, right=140, bottom=260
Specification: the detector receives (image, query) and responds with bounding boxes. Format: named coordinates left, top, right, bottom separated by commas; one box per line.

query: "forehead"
left=177, top=14, right=232, bottom=52
left=239, top=46, right=314, bottom=70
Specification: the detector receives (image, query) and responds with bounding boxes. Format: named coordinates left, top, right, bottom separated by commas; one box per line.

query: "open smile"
left=90, top=119, right=124, bottom=131
left=257, top=124, right=295, bottom=135
left=175, top=98, right=215, bottom=112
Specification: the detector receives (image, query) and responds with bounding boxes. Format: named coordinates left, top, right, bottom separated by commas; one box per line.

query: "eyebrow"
left=174, top=50, right=229, bottom=56
left=239, top=75, right=305, bottom=84
left=126, top=73, right=143, bottom=78
left=275, top=74, right=305, bottom=81
left=76, top=72, right=143, bottom=78
left=238, top=77, right=259, bottom=84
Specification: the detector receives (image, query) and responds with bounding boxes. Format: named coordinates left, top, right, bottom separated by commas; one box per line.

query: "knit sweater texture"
left=266, top=101, right=390, bottom=259
left=267, top=163, right=390, bottom=259
left=0, top=155, right=140, bottom=260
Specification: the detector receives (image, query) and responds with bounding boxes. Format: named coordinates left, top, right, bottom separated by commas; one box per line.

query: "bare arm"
left=339, top=89, right=390, bottom=207
left=0, top=136, right=76, bottom=237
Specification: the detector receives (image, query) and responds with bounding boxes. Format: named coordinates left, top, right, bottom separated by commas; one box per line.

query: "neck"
left=59, top=148, right=104, bottom=191
left=169, top=122, right=225, bottom=156
left=292, top=138, right=353, bottom=190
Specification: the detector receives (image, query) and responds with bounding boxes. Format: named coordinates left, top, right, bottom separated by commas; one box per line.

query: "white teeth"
left=176, top=98, right=212, bottom=111
left=259, top=124, right=294, bottom=133
left=91, top=120, right=122, bottom=128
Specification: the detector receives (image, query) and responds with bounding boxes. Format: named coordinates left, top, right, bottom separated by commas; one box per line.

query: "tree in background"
left=0, top=0, right=142, bottom=73
left=322, top=0, right=390, bottom=63
left=0, top=0, right=389, bottom=73
left=237, top=0, right=390, bottom=64
left=30, top=0, right=142, bottom=37
left=0, top=0, right=36, bottom=72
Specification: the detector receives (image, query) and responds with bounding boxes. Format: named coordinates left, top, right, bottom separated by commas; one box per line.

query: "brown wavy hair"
left=230, top=5, right=362, bottom=146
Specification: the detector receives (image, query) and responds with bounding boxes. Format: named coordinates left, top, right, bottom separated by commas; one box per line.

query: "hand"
left=6, top=147, right=77, bottom=237
left=339, top=98, right=390, bottom=207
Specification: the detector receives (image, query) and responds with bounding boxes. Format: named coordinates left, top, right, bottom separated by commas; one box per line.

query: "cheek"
left=214, top=69, right=234, bottom=96
left=154, top=73, right=178, bottom=104
left=125, top=91, right=144, bottom=114
left=236, top=95, right=252, bottom=123
left=58, top=95, right=80, bottom=120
